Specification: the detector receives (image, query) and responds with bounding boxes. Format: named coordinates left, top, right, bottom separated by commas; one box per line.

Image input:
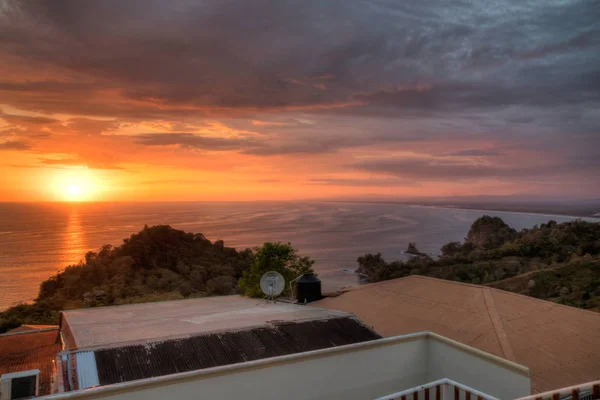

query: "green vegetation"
left=357, top=217, right=600, bottom=311
left=0, top=225, right=315, bottom=333
left=239, top=242, right=314, bottom=297
left=0, top=226, right=311, bottom=333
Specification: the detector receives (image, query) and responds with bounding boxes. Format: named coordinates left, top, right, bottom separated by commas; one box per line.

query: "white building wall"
left=42, top=333, right=530, bottom=400
left=427, top=336, right=530, bottom=400
left=45, top=336, right=429, bottom=400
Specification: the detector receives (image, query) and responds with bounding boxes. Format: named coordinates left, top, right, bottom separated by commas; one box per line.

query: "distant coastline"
left=412, top=204, right=599, bottom=220
left=1, top=201, right=597, bottom=311
left=325, top=200, right=600, bottom=219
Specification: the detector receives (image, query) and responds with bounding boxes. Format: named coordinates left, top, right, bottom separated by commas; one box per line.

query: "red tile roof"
left=0, top=329, right=61, bottom=396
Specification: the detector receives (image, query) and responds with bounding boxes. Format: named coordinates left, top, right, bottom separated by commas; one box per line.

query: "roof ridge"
left=481, top=287, right=516, bottom=362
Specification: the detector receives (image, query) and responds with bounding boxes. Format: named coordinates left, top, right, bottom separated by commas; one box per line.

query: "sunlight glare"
left=51, top=168, right=100, bottom=202
left=68, top=184, right=81, bottom=196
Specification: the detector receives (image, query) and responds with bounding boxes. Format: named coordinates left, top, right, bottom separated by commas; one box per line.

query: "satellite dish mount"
left=260, top=271, right=285, bottom=303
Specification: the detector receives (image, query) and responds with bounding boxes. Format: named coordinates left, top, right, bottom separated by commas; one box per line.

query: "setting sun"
left=63, top=181, right=86, bottom=201
left=48, top=168, right=102, bottom=202
left=68, top=184, right=81, bottom=196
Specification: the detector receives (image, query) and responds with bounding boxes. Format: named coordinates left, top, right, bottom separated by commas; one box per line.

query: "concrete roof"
left=61, top=295, right=351, bottom=350
left=314, top=275, right=600, bottom=394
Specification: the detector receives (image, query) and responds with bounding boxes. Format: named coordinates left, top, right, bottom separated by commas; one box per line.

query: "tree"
left=356, top=253, right=387, bottom=277
left=179, top=282, right=193, bottom=298
left=466, top=216, right=517, bottom=249
left=441, top=242, right=462, bottom=257
left=238, top=242, right=314, bottom=298
left=0, top=225, right=257, bottom=332
left=207, top=276, right=234, bottom=295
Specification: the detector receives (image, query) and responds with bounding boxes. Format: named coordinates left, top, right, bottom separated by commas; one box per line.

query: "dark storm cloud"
left=2, top=0, right=598, bottom=116
left=353, top=76, right=600, bottom=112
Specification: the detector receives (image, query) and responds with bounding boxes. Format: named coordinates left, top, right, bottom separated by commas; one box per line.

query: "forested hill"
left=0, top=225, right=254, bottom=332
left=357, top=217, right=600, bottom=311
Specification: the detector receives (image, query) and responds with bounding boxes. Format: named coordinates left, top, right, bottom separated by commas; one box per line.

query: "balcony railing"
left=514, top=381, right=600, bottom=400
left=375, top=378, right=499, bottom=400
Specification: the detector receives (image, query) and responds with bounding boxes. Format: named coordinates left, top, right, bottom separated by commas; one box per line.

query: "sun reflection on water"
left=62, top=207, right=88, bottom=267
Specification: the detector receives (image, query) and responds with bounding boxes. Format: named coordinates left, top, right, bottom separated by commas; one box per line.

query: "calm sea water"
left=0, top=201, right=592, bottom=310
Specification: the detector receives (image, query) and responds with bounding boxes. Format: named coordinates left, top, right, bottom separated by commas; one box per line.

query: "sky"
left=0, top=0, right=599, bottom=202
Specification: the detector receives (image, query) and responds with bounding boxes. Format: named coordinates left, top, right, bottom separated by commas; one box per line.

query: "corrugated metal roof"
left=61, top=296, right=353, bottom=350
left=313, top=275, right=600, bottom=394
left=83, top=316, right=380, bottom=386
left=75, top=352, right=99, bottom=389
left=0, top=329, right=60, bottom=396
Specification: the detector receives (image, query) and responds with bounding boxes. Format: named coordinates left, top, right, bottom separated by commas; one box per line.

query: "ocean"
left=0, top=201, right=592, bottom=310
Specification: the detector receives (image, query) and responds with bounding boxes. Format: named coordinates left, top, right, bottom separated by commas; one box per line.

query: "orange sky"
left=0, top=1, right=598, bottom=202
left=0, top=106, right=588, bottom=203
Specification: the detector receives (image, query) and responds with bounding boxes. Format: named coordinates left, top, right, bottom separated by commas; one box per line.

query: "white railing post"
left=374, top=379, right=499, bottom=400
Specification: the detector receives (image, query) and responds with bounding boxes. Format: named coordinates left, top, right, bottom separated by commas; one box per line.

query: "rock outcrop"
left=405, top=242, right=427, bottom=256
left=465, top=216, right=517, bottom=249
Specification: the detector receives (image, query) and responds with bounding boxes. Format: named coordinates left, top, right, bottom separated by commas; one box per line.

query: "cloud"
left=64, top=118, right=120, bottom=136
left=242, top=141, right=342, bottom=156
left=251, top=120, right=294, bottom=127
left=139, top=179, right=208, bottom=185
left=40, top=157, right=125, bottom=170
left=1, top=0, right=597, bottom=118
left=308, top=177, right=419, bottom=187
left=0, top=110, right=58, bottom=125
left=133, top=133, right=255, bottom=151
left=0, top=140, right=31, bottom=150
left=133, top=132, right=372, bottom=156
left=0, top=0, right=599, bottom=197
left=350, top=157, right=569, bottom=181
left=443, top=149, right=503, bottom=157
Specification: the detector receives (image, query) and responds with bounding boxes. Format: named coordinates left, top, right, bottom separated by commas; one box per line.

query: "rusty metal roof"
left=61, top=295, right=354, bottom=350
left=74, top=316, right=380, bottom=386
left=313, top=275, right=600, bottom=394
left=0, top=329, right=61, bottom=396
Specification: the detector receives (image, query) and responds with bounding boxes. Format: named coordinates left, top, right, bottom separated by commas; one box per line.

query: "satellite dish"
left=260, top=271, right=285, bottom=300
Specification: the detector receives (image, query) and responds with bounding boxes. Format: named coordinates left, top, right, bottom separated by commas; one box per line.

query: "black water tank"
left=296, top=273, right=322, bottom=303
